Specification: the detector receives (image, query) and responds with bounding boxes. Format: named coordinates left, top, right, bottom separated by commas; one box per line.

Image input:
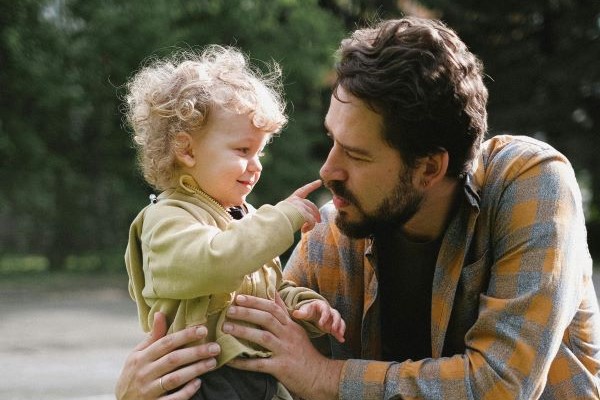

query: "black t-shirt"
left=375, top=229, right=441, bottom=362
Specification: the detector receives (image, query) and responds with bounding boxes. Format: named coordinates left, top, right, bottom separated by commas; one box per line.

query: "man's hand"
left=115, top=312, right=220, bottom=400
left=224, top=294, right=344, bottom=400
left=293, top=300, right=346, bottom=343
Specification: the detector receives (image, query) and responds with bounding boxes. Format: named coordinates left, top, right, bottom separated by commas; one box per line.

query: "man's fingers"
left=149, top=312, right=168, bottom=345
left=233, top=295, right=290, bottom=326
left=154, top=341, right=219, bottom=377
left=161, top=378, right=201, bottom=400
left=293, top=179, right=322, bottom=199
left=159, top=355, right=215, bottom=397
left=223, top=319, right=278, bottom=352
left=132, top=312, right=168, bottom=352
left=225, top=295, right=294, bottom=349
left=228, top=357, right=271, bottom=374
left=145, top=325, right=209, bottom=363
left=150, top=341, right=219, bottom=397
left=274, top=292, right=287, bottom=310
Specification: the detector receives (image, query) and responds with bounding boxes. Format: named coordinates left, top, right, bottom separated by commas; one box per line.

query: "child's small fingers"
left=307, top=202, right=321, bottom=223
left=293, top=179, right=322, bottom=199
left=331, top=309, right=342, bottom=328
left=299, top=303, right=318, bottom=320
left=333, top=322, right=345, bottom=342
left=301, top=221, right=315, bottom=233
left=292, top=309, right=306, bottom=319
left=319, top=309, right=332, bottom=327
left=332, top=317, right=340, bottom=332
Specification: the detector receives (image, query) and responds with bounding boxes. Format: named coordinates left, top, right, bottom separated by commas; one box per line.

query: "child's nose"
left=248, top=156, right=262, bottom=172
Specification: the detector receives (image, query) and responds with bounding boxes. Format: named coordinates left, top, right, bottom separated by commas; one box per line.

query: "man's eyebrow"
left=323, top=122, right=372, bottom=157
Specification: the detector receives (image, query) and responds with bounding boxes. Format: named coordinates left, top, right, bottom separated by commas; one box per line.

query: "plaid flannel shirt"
left=284, top=135, right=600, bottom=399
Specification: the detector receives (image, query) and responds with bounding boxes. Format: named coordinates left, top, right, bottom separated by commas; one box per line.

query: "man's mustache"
left=324, top=180, right=358, bottom=205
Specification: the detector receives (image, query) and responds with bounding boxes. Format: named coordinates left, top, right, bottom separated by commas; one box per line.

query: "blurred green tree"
left=0, top=0, right=344, bottom=270
left=0, top=0, right=79, bottom=270
left=3, top=0, right=599, bottom=269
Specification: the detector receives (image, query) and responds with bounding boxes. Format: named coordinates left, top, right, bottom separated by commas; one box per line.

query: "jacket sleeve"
left=278, top=279, right=327, bottom=337
left=144, top=201, right=304, bottom=299
left=338, top=139, right=594, bottom=399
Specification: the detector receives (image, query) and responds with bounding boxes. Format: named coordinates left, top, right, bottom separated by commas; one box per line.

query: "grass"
left=0, top=270, right=129, bottom=296
left=0, top=253, right=129, bottom=295
left=1, top=253, right=598, bottom=296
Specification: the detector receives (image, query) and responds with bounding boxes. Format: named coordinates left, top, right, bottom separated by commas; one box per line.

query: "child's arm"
left=141, top=180, right=322, bottom=299
left=292, top=300, right=346, bottom=343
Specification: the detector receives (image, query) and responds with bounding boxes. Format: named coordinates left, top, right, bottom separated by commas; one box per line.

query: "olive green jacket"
left=125, top=175, right=326, bottom=367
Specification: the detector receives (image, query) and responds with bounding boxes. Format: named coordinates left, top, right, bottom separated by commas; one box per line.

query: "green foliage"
left=3, top=0, right=600, bottom=269
left=0, top=255, right=49, bottom=273
left=0, top=0, right=344, bottom=270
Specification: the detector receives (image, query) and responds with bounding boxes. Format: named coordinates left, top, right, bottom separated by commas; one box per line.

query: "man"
left=117, top=17, right=600, bottom=399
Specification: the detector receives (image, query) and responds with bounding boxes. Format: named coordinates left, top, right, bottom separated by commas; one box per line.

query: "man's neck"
left=402, top=177, right=461, bottom=242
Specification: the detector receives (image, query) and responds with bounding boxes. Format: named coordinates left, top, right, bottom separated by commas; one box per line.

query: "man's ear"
left=174, top=132, right=196, bottom=168
left=415, top=149, right=449, bottom=189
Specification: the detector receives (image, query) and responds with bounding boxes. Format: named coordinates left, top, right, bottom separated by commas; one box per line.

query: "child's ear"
left=174, top=132, right=196, bottom=168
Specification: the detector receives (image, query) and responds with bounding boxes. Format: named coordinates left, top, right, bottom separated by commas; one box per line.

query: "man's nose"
left=320, top=147, right=346, bottom=182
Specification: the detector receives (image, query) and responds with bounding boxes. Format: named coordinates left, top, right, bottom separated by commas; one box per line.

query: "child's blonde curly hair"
left=124, top=45, right=288, bottom=191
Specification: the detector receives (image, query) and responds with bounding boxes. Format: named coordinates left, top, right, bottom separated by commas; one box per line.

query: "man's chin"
left=334, top=213, right=374, bottom=239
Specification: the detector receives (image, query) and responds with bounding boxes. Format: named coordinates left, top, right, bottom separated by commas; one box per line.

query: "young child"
left=123, top=46, right=345, bottom=400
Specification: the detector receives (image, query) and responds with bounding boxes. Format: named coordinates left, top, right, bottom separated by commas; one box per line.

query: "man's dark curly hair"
left=334, top=17, right=488, bottom=178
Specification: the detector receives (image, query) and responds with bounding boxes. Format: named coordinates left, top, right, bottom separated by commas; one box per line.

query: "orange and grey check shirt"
left=284, top=135, right=600, bottom=399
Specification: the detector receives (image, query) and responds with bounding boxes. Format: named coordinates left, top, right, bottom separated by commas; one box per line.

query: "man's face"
left=320, top=87, right=423, bottom=238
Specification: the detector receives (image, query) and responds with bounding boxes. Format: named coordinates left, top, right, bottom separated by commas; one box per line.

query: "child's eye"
left=236, top=148, right=249, bottom=155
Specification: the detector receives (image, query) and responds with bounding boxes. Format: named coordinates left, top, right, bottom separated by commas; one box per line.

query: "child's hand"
left=292, top=300, right=346, bottom=343
left=284, top=180, right=322, bottom=233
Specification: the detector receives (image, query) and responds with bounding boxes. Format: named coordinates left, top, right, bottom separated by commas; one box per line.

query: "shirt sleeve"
left=339, top=141, right=593, bottom=398
left=144, top=201, right=305, bottom=299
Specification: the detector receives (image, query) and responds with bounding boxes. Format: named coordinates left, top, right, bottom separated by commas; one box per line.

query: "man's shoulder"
left=481, top=134, right=564, bottom=163
left=475, top=134, right=569, bottom=181
left=470, top=134, right=574, bottom=201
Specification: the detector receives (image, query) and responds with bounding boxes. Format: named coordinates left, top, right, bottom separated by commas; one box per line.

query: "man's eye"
left=345, top=150, right=363, bottom=161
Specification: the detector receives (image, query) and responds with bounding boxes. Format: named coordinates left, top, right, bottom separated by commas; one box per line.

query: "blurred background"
left=2, top=0, right=600, bottom=272
left=1, top=0, right=599, bottom=398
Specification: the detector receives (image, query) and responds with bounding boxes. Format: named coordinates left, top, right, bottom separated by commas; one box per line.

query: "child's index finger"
left=293, top=179, right=323, bottom=199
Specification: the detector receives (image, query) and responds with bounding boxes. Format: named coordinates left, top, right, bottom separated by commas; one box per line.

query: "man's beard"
left=326, top=170, right=423, bottom=238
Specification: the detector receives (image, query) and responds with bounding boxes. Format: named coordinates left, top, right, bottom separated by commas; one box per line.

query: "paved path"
left=0, top=275, right=144, bottom=400
left=1, top=272, right=599, bottom=399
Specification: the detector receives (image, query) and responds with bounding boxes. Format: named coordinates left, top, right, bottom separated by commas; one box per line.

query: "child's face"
left=189, top=107, right=271, bottom=208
